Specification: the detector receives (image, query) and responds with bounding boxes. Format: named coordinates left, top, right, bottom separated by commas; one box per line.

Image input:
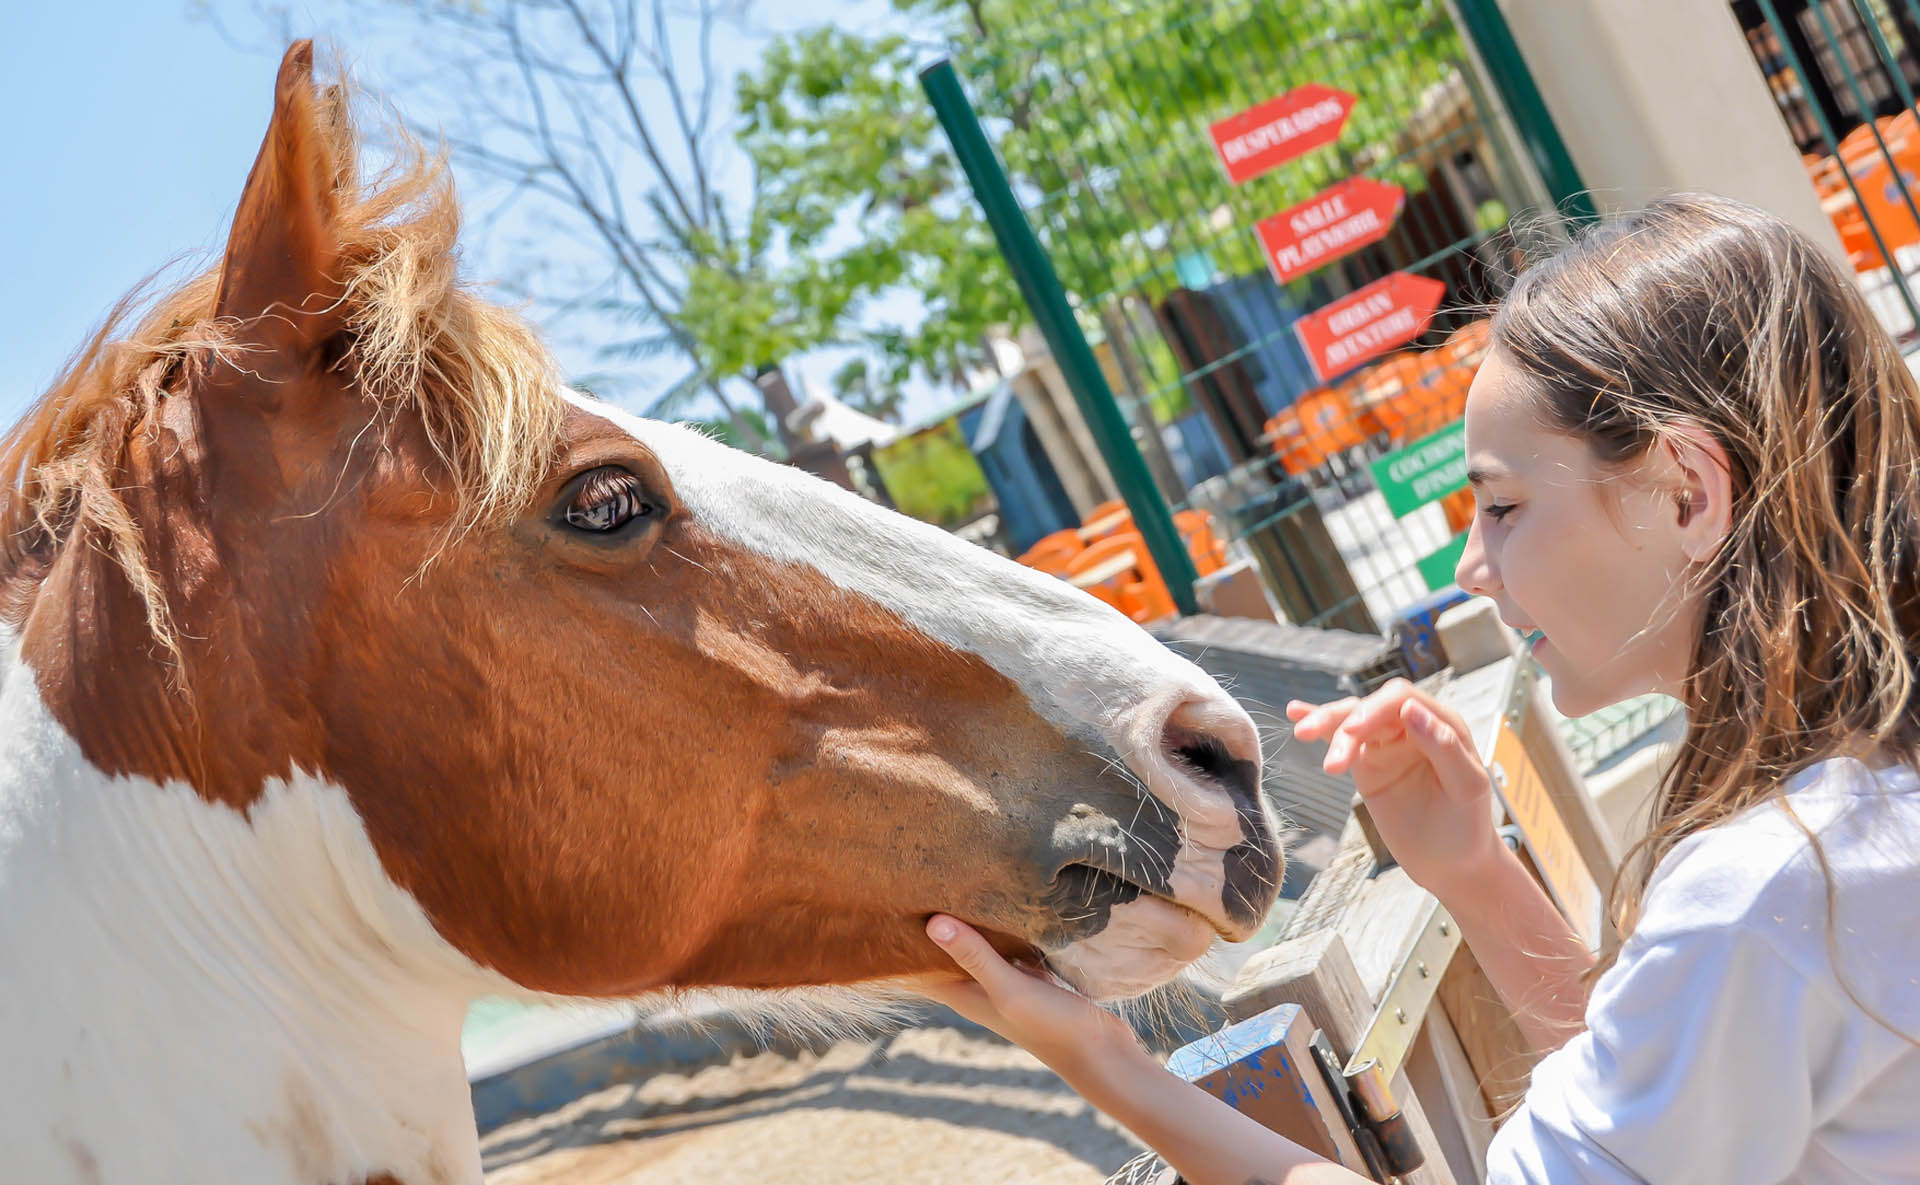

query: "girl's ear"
left=1661, top=421, right=1734, bottom=562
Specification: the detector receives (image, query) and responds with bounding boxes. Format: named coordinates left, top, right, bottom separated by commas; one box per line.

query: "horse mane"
left=0, top=61, right=567, bottom=653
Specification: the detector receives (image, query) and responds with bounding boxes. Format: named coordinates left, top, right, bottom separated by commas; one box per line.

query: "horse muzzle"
left=1027, top=689, right=1283, bottom=1001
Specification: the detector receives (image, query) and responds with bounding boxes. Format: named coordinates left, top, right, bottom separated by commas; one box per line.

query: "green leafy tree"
left=737, top=0, right=1472, bottom=408
left=829, top=356, right=907, bottom=424
left=735, top=25, right=1026, bottom=399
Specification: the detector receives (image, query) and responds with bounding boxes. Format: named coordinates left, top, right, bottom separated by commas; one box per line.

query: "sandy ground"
left=480, top=1025, right=1154, bottom=1185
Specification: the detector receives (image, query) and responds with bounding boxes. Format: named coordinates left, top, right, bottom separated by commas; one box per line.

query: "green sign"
left=1370, top=420, right=1467, bottom=518
left=1417, top=532, right=1469, bottom=591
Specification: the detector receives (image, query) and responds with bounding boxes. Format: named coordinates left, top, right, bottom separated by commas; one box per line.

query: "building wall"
left=1488, top=0, right=1843, bottom=256
left=1007, top=326, right=1119, bottom=515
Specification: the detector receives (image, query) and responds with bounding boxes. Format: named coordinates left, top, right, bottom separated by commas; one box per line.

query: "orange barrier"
left=1020, top=526, right=1083, bottom=560
left=1295, top=385, right=1369, bottom=463
left=1018, top=506, right=1222, bottom=622
left=1022, top=551, right=1079, bottom=579
left=1174, top=509, right=1228, bottom=577
left=1064, top=533, right=1135, bottom=613
left=1806, top=113, right=1920, bottom=272
left=1439, top=487, right=1476, bottom=535
left=1351, top=352, right=1428, bottom=442
left=1064, top=530, right=1176, bottom=624
left=1117, top=539, right=1177, bottom=624
left=1264, top=409, right=1316, bottom=476
left=1078, top=506, right=1134, bottom=542
left=1265, top=319, right=1490, bottom=474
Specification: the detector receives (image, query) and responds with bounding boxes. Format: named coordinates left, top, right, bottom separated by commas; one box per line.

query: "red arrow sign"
left=1295, top=272, right=1446, bottom=382
left=1257, top=177, right=1404, bottom=285
left=1209, top=85, right=1356, bottom=186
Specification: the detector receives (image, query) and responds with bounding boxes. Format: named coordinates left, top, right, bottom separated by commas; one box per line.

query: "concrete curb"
left=469, top=1004, right=993, bottom=1133
left=467, top=990, right=1231, bottom=1134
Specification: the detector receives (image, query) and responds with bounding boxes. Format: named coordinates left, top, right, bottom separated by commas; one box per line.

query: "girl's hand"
left=1288, top=678, right=1501, bottom=899
left=917, top=915, right=1140, bottom=1073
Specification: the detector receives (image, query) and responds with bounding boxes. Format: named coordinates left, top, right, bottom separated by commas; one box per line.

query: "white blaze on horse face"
left=563, top=393, right=1276, bottom=994
left=0, top=626, right=503, bottom=1185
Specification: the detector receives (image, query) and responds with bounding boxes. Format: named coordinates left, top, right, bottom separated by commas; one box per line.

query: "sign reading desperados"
left=1208, top=85, right=1357, bottom=185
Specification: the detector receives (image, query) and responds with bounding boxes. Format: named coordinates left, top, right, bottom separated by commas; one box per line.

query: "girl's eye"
left=1482, top=503, right=1518, bottom=524
left=561, top=467, right=658, bottom=535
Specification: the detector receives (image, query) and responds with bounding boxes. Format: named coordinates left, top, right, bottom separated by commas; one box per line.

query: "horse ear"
left=212, top=41, right=345, bottom=360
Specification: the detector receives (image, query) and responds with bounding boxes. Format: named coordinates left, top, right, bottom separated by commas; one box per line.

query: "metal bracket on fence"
left=1296, top=902, right=1458, bottom=1182
left=1344, top=902, right=1461, bottom=1087
left=1309, top=1030, right=1396, bottom=1182
left=1503, top=651, right=1536, bottom=729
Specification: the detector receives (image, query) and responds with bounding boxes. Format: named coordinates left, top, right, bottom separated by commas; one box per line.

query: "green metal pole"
left=921, top=58, right=1202, bottom=616
left=1754, top=0, right=1920, bottom=333
left=1450, top=0, right=1600, bottom=224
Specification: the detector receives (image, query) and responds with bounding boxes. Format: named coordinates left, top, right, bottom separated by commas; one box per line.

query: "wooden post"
left=1433, top=948, right=1538, bottom=1119
left=1168, top=599, right=1626, bottom=1184
left=1226, top=930, right=1457, bottom=1184
left=1164, top=1001, right=1366, bottom=1170
left=1404, top=1001, right=1496, bottom=1182
left=1436, top=599, right=1621, bottom=951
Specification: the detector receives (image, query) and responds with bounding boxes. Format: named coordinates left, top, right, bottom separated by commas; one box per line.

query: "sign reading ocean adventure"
left=1294, top=272, right=1445, bottom=382
left=1256, top=177, right=1405, bottom=284
left=1208, top=85, right=1357, bottom=186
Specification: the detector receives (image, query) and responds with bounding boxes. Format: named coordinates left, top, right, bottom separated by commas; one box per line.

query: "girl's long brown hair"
left=1492, top=193, right=1920, bottom=936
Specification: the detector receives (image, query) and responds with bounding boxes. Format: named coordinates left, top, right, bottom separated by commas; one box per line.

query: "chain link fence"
left=928, top=0, right=1580, bottom=640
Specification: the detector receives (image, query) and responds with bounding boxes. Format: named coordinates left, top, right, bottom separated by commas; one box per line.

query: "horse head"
left=0, top=43, right=1280, bottom=1183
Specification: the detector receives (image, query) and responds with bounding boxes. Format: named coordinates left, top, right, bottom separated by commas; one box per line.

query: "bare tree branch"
left=555, top=0, right=707, bottom=234
left=646, top=0, right=712, bottom=223
left=240, top=0, right=783, bottom=450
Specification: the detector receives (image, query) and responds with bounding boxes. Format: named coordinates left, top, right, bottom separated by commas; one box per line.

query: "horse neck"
left=0, top=625, right=496, bottom=1185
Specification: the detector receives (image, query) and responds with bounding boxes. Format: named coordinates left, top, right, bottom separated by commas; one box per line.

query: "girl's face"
left=1455, top=351, right=1702, bottom=717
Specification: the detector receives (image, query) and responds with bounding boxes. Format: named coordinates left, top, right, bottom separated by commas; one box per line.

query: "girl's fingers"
left=1400, top=700, right=1489, bottom=800
left=1289, top=698, right=1358, bottom=740
left=1325, top=729, right=1353, bottom=770
left=1333, top=680, right=1471, bottom=746
left=914, top=975, right=987, bottom=1013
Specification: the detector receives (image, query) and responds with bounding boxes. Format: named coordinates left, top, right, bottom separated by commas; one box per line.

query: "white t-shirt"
left=1486, top=756, right=1920, bottom=1184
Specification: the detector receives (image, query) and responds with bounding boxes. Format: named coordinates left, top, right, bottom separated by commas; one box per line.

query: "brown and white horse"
left=0, top=44, right=1279, bottom=1184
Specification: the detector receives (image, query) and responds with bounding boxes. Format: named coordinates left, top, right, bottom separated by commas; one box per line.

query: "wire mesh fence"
left=934, top=0, right=1567, bottom=637
left=1736, top=0, right=1920, bottom=342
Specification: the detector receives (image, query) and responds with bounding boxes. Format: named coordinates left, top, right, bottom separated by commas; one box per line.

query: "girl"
left=918, top=194, right=1920, bottom=1184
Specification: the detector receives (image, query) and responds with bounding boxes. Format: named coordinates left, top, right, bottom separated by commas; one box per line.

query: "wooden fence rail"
left=1119, top=599, right=1619, bottom=1183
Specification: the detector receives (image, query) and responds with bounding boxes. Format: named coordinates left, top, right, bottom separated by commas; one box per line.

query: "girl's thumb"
left=928, top=915, right=1011, bottom=990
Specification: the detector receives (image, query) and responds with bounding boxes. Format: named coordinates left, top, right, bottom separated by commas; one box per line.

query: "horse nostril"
left=1160, top=721, right=1260, bottom=809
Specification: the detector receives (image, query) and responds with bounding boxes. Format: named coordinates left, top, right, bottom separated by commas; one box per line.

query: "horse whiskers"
left=662, top=544, right=715, bottom=578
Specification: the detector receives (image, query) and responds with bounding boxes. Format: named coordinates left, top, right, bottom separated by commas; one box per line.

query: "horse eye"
left=560, top=467, right=656, bottom=535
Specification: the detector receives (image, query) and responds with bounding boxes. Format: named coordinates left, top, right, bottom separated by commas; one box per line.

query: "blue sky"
left=1, top=1, right=942, bottom=431
left=2, top=5, right=274, bottom=422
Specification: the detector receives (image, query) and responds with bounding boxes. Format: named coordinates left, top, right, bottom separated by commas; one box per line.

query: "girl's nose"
left=1455, top=519, right=1499, bottom=597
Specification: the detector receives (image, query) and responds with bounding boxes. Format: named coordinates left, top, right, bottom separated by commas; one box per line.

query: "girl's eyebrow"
left=1467, top=464, right=1509, bottom=487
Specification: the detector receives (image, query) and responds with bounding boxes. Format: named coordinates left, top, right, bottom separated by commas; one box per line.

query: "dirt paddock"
left=480, top=1025, right=1149, bottom=1185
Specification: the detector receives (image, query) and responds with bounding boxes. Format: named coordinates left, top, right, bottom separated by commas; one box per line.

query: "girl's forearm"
left=1440, top=840, right=1595, bottom=1051
left=1052, top=1037, right=1373, bottom=1185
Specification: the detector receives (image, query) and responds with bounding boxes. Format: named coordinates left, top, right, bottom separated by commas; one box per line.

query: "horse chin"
left=1039, top=894, right=1221, bottom=1004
